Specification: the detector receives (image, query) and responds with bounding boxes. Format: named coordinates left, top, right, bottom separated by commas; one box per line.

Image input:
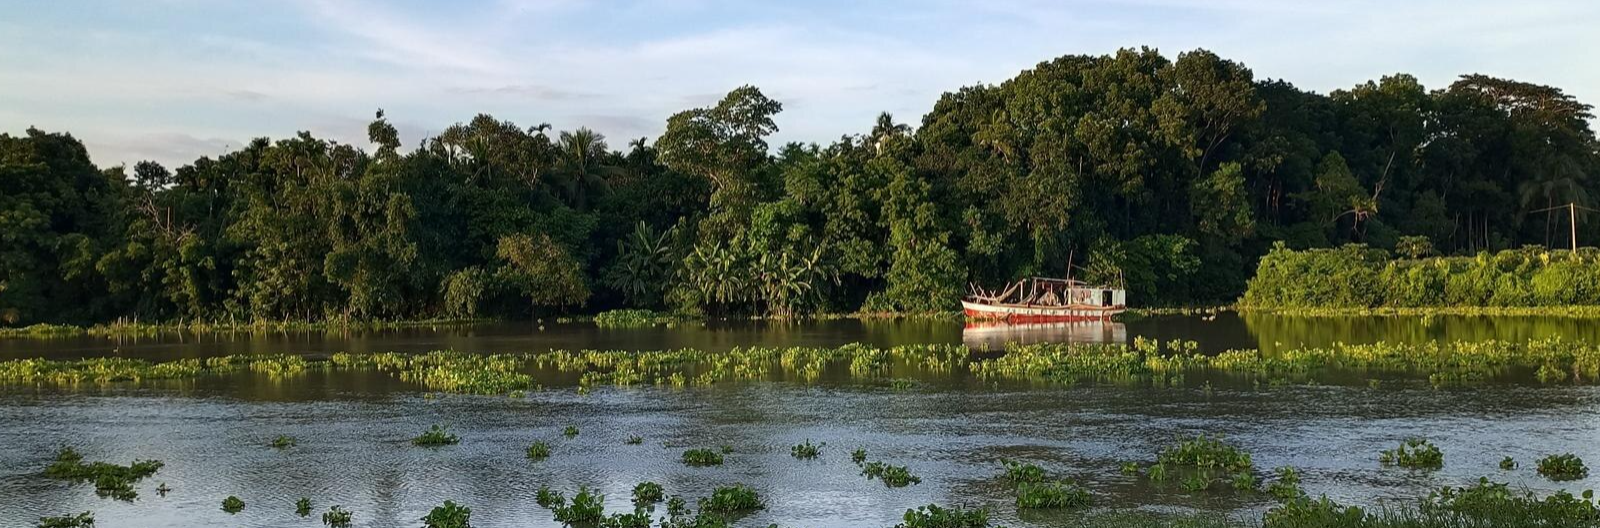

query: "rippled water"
left=3, top=314, right=1599, bottom=527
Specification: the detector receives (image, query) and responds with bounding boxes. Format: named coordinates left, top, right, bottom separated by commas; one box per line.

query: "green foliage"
left=422, top=500, right=471, bottom=528
left=412, top=425, right=460, bottom=447
left=43, top=447, right=162, bottom=502
left=681, top=448, right=724, bottom=466
left=699, top=484, right=763, bottom=512
left=494, top=232, right=590, bottom=311
left=852, top=448, right=867, bottom=465
left=1379, top=438, right=1443, bottom=470
left=1501, top=457, right=1517, bottom=470
left=221, top=496, right=245, bottom=514
left=862, top=460, right=922, bottom=487
left=894, top=505, right=992, bottom=528
left=1000, top=460, right=1046, bottom=484
left=791, top=439, right=823, bottom=459
left=296, top=497, right=312, bottom=517
left=1267, top=466, right=1305, bottom=502
left=632, top=481, right=664, bottom=505
left=1247, top=245, right=1600, bottom=309
left=525, top=440, right=551, bottom=461
left=1158, top=435, right=1254, bottom=474
left=1537, top=453, right=1589, bottom=481
left=563, top=425, right=579, bottom=437
left=593, top=309, right=678, bottom=328
left=553, top=487, right=606, bottom=524
left=321, top=506, right=353, bottom=528
left=35, top=512, right=94, bottom=528
left=1015, top=480, right=1092, bottom=509
left=271, top=435, right=296, bottom=448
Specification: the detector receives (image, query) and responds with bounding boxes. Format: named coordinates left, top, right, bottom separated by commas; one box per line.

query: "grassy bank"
left=4, top=338, right=1597, bottom=393
left=0, top=318, right=491, bottom=339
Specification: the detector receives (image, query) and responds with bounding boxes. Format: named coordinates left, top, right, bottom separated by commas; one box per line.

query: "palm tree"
left=1519, top=155, right=1591, bottom=247
left=554, top=128, right=617, bottom=208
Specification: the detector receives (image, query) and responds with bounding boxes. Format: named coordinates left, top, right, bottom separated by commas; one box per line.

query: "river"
left=2, top=313, right=1598, bottom=527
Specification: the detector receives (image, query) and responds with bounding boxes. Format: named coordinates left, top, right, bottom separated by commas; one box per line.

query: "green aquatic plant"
left=526, top=440, right=551, bottom=461
left=625, top=434, right=644, bottom=445
left=1181, top=471, right=1213, bottom=493
left=699, top=484, right=763, bottom=512
left=35, top=512, right=94, bottom=528
left=1537, top=454, right=1589, bottom=481
left=1501, top=456, right=1518, bottom=470
left=1380, top=438, right=1443, bottom=470
left=1158, top=435, right=1254, bottom=474
left=321, top=505, right=353, bottom=528
left=592, top=309, right=683, bottom=328
left=155, top=482, right=170, bottom=496
left=43, top=447, right=162, bottom=501
left=665, top=496, right=689, bottom=517
left=221, top=496, right=245, bottom=514
left=862, top=461, right=922, bottom=487
left=553, top=487, right=605, bottom=524
left=791, top=439, right=823, bottom=459
left=1264, top=495, right=1365, bottom=527
left=719, top=444, right=733, bottom=453
left=271, top=435, right=297, bottom=448
left=602, top=508, right=653, bottom=528
left=564, top=425, right=580, bottom=437
left=632, top=481, right=664, bottom=505
left=1231, top=471, right=1258, bottom=491
left=890, top=378, right=915, bottom=390
left=1267, top=466, right=1305, bottom=502
left=412, top=425, right=460, bottom=446
left=682, top=448, right=724, bottom=466
left=1119, top=462, right=1142, bottom=476
left=422, top=500, right=471, bottom=528
left=852, top=448, right=867, bottom=465
left=1015, top=480, right=1091, bottom=509
left=1147, top=463, right=1168, bottom=482
left=1426, top=477, right=1600, bottom=524
left=894, top=504, right=991, bottom=528
left=535, top=485, right=565, bottom=509
left=1000, top=459, right=1045, bottom=484
left=296, top=497, right=313, bottom=516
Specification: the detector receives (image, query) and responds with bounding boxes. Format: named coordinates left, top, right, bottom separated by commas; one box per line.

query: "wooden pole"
left=1571, top=203, right=1579, bottom=250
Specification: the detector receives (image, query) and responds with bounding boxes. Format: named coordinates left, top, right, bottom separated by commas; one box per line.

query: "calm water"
left=3, top=314, right=1599, bottom=527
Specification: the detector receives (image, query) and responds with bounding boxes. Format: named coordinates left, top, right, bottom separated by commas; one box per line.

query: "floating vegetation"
left=321, top=506, right=353, bottom=528
left=791, top=439, right=823, bottom=459
left=1501, top=456, right=1518, bottom=470
left=895, top=504, right=992, bottom=528
left=851, top=448, right=867, bottom=465
left=1119, top=462, right=1142, bottom=476
left=271, top=435, right=297, bottom=449
left=1537, top=454, right=1590, bottom=481
left=1266, top=466, right=1304, bottom=502
left=1380, top=438, right=1444, bottom=470
left=412, top=425, right=460, bottom=447
left=43, top=447, right=162, bottom=502
left=890, top=378, right=915, bottom=390
left=221, top=496, right=245, bottom=514
left=422, top=500, right=471, bottom=528
left=862, top=461, right=921, bottom=487
left=35, top=512, right=94, bottom=528
left=552, top=487, right=605, bottom=524
left=632, top=481, right=664, bottom=505
left=1000, top=460, right=1045, bottom=484
left=296, top=497, right=312, bottom=517
left=1425, top=477, right=1600, bottom=524
left=1015, top=480, right=1092, bottom=509
left=1141, top=435, right=1256, bottom=493
left=699, top=484, right=763, bottom=512
left=155, top=482, right=170, bottom=496
left=682, top=448, right=724, bottom=467
left=563, top=425, right=579, bottom=437
left=626, top=434, right=644, bottom=445
left=592, top=309, right=684, bottom=328
left=535, top=486, right=564, bottom=509
left=525, top=440, right=551, bottom=461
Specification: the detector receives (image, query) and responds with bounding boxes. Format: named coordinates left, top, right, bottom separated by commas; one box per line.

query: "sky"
left=3, top=0, right=1598, bottom=169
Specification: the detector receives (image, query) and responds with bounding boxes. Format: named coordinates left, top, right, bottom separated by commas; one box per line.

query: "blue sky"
left=4, top=0, right=1597, bottom=169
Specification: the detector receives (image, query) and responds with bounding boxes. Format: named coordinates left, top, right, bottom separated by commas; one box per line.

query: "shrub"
left=422, top=501, right=471, bottom=528
left=1537, top=454, right=1589, bottom=481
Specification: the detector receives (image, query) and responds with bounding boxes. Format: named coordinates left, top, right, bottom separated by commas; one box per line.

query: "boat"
left=961, top=277, right=1126, bottom=323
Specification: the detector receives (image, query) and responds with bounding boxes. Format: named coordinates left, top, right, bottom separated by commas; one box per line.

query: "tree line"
left=2, top=47, right=1597, bottom=325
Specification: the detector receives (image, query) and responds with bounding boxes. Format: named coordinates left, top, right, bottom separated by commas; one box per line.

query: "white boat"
left=962, top=277, right=1125, bottom=323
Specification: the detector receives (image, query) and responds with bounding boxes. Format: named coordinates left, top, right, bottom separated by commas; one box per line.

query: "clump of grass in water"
left=271, top=435, right=296, bottom=448
left=890, top=378, right=915, bottom=390
left=1266, top=466, right=1305, bottom=502
left=1501, top=456, right=1518, bottom=470
left=35, top=512, right=94, bottom=528
left=1142, top=435, right=1255, bottom=493
left=682, top=448, right=724, bottom=467
left=321, top=505, right=353, bottom=528
left=625, top=434, right=643, bottom=445
left=535, top=485, right=565, bottom=509
left=1000, top=460, right=1045, bottom=484
left=862, top=461, right=922, bottom=487
left=852, top=448, right=867, bottom=465
left=1425, top=477, right=1600, bottom=524
left=699, top=484, right=763, bottom=512
left=1379, top=438, right=1443, bottom=469
left=296, top=497, right=312, bottom=517
left=563, top=425, right=579, bottom=438
left=43, top=447, right=163, bottom=502
left=553, top=487, right=605, bottom=524
left=422, top=501, right=470, bottom=528
left=1537, top=454, right=1589, bottom=481
left=791, top=440, right=824, bottom=459
left=1119, top=462, right=1142, bottom=476
left=632, top=481, right=664, bottom=505
left=526, top=440, right=551, bottom=461
left=1015, top=481, right=1092, bottom=509
left=412, top=425, right=460, bottom=447
left=894, top=504, right=991, bottom=528
left=221, top=496, right=245, bottom=514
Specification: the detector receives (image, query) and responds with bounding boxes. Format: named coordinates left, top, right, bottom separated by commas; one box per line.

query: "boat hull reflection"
left=961, top=320, right=1127, bottom=351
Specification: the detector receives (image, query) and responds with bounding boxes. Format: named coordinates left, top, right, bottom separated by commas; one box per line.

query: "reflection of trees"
left=1241, top=313, right=1600, bottom=355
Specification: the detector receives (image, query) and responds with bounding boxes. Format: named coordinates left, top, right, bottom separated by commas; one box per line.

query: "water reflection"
left=961, top=321, right=1127, bottom=351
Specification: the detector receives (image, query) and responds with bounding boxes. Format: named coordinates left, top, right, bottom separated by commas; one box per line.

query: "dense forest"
left=3, top=47, right=1598, bottom=325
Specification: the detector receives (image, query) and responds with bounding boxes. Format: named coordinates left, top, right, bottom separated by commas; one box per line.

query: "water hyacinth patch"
left=422, top=501, right=471, bottom=528
left=412, top=425, right=460, bottom=446
left=1000, top=460, right=1045, bottom=484
left=1015, top=480, right=1092, bottom=509
left=564, top=425, right=579, bottom=438
left=1501, top=457, right=1518, bottom=470
left=271, top=435, right=296, bottom=448
left=852, top=448, right=867, bottom=465
left=791, top=440, right=823, bottom=459
left=626, top=434, right=643, bottom=445
left=1158, top=435, right=1254, bottom=474
left=321, top=505, right=353, bottom=528
left=632, top=481, right=664, bottom=504
left=553, top=487, right=605, bottom=524
left=1119, top=462, right=1142, bottom=476
left=862, top=461, right=922, bottom=487
left=699, top=484, right=763, bottom=512
left=1267, top=466, right=1305, bottom=502
left=1537, top=454, right=1589, bottom=481
left=682, top=448, right=724, bottom=466
left=1380, top=438, right=1444, bottom=469
left=43, top=447, right=163, bottom=502
left=221, top=496, right=245, bottom=514
left=536, top=485, right=565, bottom=509
left=35, top=512, right=94, bottom=528
left=526, top=440, right=551, bottom=461
left=296, top=497, right=313, bottom=516
left=895, top=504, right=991, bottom=528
